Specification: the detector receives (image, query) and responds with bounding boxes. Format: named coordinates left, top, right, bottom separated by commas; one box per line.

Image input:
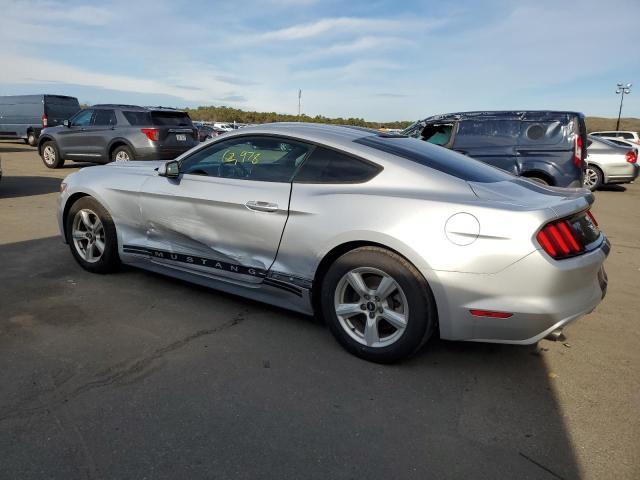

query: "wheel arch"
left=107, top=138, right=136, bottom=159
left=311, top=240, right=442, bottom=330
left=62, top=192, right=90, bottom=238
left=37, top=135, right=56, bottom=155
left=585, top=162, right=605, bottom=183
left=61, top=190, right=118, bottom=241
left=520, top=169, right=555, bottom=185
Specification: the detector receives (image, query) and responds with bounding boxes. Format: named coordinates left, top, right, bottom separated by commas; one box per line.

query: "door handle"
left=245, top=201, right=278, bottom=213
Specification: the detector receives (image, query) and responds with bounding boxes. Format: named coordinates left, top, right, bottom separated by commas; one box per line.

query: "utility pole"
left=298, top=89, right=302, bottom=121
left=615, top=82, right=632, bottom=130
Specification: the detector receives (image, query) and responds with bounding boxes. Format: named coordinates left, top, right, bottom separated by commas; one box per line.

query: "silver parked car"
left=584, top=136, right=639, bottom=190
left=58, top=124, right=609, bottom=362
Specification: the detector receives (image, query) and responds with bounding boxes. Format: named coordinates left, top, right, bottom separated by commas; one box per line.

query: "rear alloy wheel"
left=583, top=165, right=602, bottom=191
left=41, top=141, right=64, bottom=169
left=321, top=247, right=436, bottom=363
left=66, top=197, right=120, bottom=273
left=112, top=145, right=134, bottom=162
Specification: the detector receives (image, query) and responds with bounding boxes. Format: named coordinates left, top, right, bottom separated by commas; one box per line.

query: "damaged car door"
left=136, top=135, right=312, bottom=285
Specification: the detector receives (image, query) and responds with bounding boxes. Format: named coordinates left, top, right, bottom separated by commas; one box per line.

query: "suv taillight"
left=41, top=114, right=48, bottom=127
left=536, top=217, right=586, bottom=259
left=573, top=135, right=583, bottom=168
left=625, top=150, right=637, bottom=164
left=141, top=128, right=159, bottom=141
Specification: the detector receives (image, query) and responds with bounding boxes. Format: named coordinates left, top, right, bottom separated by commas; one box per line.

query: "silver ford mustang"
left=58, top=123, right=609, bottom=362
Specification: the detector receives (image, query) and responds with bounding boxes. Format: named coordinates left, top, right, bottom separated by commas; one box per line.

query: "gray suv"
left=37, top=104, right=198, bottom=168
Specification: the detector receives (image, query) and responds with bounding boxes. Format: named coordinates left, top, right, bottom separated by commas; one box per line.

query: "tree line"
left=184, top=105, right=413, bottom=129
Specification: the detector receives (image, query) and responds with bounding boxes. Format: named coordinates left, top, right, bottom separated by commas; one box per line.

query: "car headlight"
left=60, top=182, right=67, bottom=193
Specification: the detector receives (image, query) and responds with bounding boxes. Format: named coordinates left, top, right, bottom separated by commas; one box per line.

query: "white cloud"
left=2, top=0, right=114, bottom=26
left=248, top=16, right=434, bottom=42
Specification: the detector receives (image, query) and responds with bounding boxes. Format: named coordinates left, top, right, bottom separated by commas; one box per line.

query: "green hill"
left=184, top=105, right=640, bottom=134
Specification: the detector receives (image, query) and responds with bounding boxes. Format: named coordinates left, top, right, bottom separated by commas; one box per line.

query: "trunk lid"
left=469, top=178, right=593, bottom=218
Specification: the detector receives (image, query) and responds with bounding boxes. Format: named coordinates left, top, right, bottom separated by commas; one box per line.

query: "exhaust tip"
left=545, top=329, right=566, bottom=342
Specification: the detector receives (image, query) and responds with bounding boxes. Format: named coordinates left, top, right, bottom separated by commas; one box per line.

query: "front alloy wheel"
left=71, top=209, right=106, bottom=263
left=41, top=141, right=64, bottom=168
left=66, top=196, right=120, bottom=273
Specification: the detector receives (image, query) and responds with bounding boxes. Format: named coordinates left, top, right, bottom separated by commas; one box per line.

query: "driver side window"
left=71, top=109, right=94, bottom=127
left=180, top=136, right=312, bottom=182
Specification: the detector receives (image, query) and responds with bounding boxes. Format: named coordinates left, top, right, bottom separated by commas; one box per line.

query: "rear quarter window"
left=354, top=135, right=513, bottom=183
left=123, top=111, right=152, bottom=126
left=151, top=112, right=193, bottom=127
left=294, top=146, right=381, bottom=183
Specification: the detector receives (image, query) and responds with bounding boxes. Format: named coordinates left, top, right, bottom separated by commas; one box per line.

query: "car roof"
left=417, top=110, right=585, bottom=123
left=591, top=130, right=636, bottom=134
left=588, top=135, right=630, bottom=149
left=220, top=122, right=401, bottom=149
left=91, top=104, right=186, bottom=113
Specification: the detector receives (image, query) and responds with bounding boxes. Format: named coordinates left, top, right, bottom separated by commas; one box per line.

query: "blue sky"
left=1, top=0, right=639, bottom=121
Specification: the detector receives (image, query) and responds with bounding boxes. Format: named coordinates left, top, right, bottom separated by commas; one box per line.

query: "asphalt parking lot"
left=1, top=141, right=638, bottom=480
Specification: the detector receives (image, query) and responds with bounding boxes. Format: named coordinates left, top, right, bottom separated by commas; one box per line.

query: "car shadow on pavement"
left=0, top=176, right=62, bottom=198
left=0, top=236, right=582, bottom=480
left=0, top=146, right=33, bottom=153
left=598, top=185, right=627, bottom=192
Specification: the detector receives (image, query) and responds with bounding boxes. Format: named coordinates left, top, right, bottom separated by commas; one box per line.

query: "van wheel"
left=525, top=175, right=549, bottom=186
left=320, top=247, right=436, bottom=364
left=27, top=131, right=37, bottom=146
left=41, top=141, right=64, bottom=169
left=584, top=166, right=602, bottom=191
left=111, top=145, right=134, bottom=162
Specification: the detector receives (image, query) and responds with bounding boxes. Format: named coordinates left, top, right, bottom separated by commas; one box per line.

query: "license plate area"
left=176, top=134, right=187, bottom=141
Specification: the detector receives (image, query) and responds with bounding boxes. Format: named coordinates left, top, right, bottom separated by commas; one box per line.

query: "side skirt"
left=121, top=245, right=315, bottom=315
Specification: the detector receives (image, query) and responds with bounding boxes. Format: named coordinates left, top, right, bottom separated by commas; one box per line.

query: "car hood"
left=41, top=125, right=66, bottom=135
left=469, top=178, right=593, bottom=218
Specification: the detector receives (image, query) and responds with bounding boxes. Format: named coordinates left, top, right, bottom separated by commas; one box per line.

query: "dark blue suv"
left=403, top=111, right=587, bottom=187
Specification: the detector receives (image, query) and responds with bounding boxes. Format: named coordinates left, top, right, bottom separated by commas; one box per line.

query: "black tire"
left=27, top=131, right=37, bottom=147
left=524, top=175, right=550, bottom=186
left=584, top=165, right=603, bottom=191
left=320, top=246, right=437, bottom=363
left=111, top=145, right=135, bottom=162
left=41, top=141, right=64, bottom=169
left=65, top=197, right=120, bottom=274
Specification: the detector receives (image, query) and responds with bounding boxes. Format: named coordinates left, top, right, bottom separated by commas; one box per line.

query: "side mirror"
left=63, top=120, right=70, bottom=127
left=158, top=160, right=180, bottom=178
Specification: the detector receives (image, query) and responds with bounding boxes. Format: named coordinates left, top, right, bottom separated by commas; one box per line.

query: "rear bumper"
left=434, top=236, right=609, bottom=343
left=135, top=145, right=196, bottom=161
left=605, top=163, right=639, bottom=184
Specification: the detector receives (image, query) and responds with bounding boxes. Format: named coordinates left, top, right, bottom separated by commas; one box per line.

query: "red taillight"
left=586, top=210, right=598, bottom=227
left=141, top=128, right=159, bottom=141
left=469, top=310, right=513, bottom=318
left=536, top=217, right=585, bottom=259
left=41, top=114, right=48, bottom=127
left=573, top=135, right=583, bottom=168
left=625, top=150, right=637, bottom=164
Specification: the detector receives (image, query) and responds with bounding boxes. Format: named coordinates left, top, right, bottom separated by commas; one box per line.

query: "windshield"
left=354, top=135, right=514, bottom=183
